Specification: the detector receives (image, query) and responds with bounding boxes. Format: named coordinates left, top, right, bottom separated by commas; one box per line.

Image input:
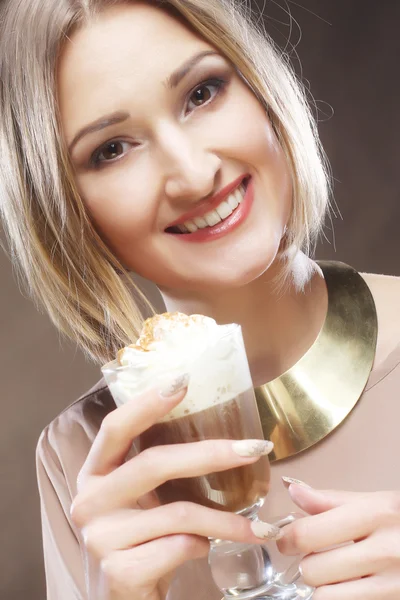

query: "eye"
left=91, top=140, right=132, bottom=167
left=186, top=78, right=226, bottom=114
left=89, top=77, right=227, bottom=168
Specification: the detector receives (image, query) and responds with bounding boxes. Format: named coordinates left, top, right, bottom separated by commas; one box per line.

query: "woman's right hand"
left=70, top=377, right=275, bottom=600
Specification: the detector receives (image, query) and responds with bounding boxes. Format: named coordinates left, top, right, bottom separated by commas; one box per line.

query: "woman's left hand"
left=277, top=482, right=400, bottom=599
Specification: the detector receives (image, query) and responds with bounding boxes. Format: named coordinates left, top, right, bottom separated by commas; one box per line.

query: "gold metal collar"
left=255, top=261, right=378, bottom=462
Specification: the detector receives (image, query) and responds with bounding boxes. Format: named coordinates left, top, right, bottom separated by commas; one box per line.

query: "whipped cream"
left=102, top=312, right=253, bottom=421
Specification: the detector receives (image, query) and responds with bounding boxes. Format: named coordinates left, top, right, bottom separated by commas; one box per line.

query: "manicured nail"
left=232, top=439, right=274, bottom=457
left=160, top=374, right=190, bottom=397
left=282, top=476, right=311, bottom=489
left=250, top=520, right=283, bottom=541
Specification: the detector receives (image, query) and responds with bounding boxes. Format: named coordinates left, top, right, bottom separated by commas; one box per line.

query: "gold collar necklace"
left=255, top=261, right=378, bottom=462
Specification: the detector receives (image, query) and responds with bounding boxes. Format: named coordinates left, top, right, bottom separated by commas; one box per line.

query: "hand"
left=277, top=482, right=400, bottom=599
left=70, top=378, right=275, bottom=600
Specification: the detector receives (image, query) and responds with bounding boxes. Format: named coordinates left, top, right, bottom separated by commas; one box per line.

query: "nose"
left=159, top=124, right=222, bottom=202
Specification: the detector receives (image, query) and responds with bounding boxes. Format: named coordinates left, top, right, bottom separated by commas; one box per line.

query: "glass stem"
left=208, top=510, right=314, bottom=600
left=208, top=503, right=276, bottom=598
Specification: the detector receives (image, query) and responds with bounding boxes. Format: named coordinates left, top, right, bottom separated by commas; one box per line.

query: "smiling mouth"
left=165, top=177, right=250, bottom=235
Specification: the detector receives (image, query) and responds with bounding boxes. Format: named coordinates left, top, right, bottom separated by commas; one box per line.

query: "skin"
left=73, top=386, right=277, bottom=600
left=58, top=1, right=328, bottom=383
left=58, top=3, right=400, bottom=599
left=279, top=484, right=400, bottom=600
left=59, top=4, right=291, bottom=292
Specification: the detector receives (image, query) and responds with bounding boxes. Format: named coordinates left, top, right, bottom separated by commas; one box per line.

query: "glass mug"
left=102, top=324, right=313, bottom=599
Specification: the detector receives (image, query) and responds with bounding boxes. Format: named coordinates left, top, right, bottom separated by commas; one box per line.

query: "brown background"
left=1, top=1, right=399, bottom=598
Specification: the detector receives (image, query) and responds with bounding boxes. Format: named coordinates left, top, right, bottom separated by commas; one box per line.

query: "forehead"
left=57, top=3, right=212, bottom=136
left=60, top=2, right=206, bottom=68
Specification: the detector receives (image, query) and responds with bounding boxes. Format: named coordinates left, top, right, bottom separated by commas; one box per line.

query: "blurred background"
left=1, top=0, right=399, bottom=598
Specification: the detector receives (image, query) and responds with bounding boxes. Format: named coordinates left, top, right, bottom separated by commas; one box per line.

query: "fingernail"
left=159, top=374, right=190, bottom=397
left=232, top=439, right=274, bottom=457
left=250, top=520, right=283, bottom=540
left=282, top=476, right=311, bottom=489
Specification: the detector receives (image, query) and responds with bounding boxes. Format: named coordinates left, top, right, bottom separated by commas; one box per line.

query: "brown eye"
left=191, top=85, right=212, bottom=106
left=100, top=141, right=124, bottom=160
left=91, top=140, right=131, bottom=167
left=186, top=78, right=226, bottom=113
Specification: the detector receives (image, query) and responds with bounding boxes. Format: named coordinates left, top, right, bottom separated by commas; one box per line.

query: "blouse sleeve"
left=36, top=425, right=88, bottom=600
left=35, top=389, right=220, bottom=600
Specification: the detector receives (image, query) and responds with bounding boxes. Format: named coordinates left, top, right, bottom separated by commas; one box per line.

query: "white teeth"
left=184, top=220, right=198, bottom=233
left=234, top=189, right=243, bottom=205
left=215, top=200, right=233, bottom=220
left=193, top=216, right=208, bottom=229
left=172, top=182, right=247, bottom=234
left=204, top=210, right=222, bottom=227
left=227, top=194, right=239, bottom=210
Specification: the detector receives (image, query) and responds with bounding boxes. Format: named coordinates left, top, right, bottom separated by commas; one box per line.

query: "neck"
left=159, top=252, right=328, bottom=385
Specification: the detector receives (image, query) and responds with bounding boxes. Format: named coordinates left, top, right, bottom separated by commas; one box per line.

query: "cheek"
left=79, top=171, right=155, bottom=245
left=214, top=93, right=291, bottom=193
left=240, top=110, right=290, bottom=185
left=233, top=113, right=293, bottom=226
left=244, top=107, right=293, bottom=220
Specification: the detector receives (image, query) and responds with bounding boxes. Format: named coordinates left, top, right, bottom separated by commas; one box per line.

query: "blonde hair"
left=0, top=0, right=330, bottom=364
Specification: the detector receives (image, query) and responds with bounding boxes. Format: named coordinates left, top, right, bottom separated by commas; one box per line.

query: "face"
left=57, top=2, right=292, bottom=293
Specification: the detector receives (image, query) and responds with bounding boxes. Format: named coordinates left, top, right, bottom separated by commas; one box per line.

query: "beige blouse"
left=36, top=273, right=400, bottom=600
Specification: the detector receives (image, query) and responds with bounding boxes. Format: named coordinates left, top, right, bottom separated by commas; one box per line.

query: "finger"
left=287, top=484, right=374, bottom=515
left=311, top=573, right=399, bottom=600
left=300, top=531, right=398, bottom=587
left=278, top=492, right=400, bottom=556
left=101, top=534, right=209, bottom=597
left=72, top=439, right=272, bottom=525
left=80, top=381, right=188, bottom=481
left=83, top=502, right=276, bottom=561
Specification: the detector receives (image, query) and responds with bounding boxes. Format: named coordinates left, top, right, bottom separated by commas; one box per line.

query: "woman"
left=1, top=0, right=399, bottom=599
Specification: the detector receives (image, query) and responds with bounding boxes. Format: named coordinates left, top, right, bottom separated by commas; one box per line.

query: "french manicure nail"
left=159, top=374, right=190, bottom=397
left=232, top=439, right=274, bottom=457
left=282, top=476, right=311, bottom=489
left=250, top=520, right=283, bottom=541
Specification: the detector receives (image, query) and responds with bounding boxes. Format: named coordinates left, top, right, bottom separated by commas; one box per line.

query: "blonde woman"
left=1, top=0, right=400, bottom=599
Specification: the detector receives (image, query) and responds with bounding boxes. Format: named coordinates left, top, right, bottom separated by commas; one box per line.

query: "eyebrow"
left=68, top=49, right=220, bottom=154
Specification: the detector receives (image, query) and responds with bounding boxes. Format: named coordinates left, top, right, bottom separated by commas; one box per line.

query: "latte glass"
left=102, top=324, right=313, bottom=600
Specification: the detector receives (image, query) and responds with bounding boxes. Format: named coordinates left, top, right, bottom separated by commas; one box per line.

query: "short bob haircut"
left=0, top=0, right=330, bottom=363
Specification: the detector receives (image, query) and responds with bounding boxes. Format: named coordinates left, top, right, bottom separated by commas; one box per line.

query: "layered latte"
left=102, top=312, right=270, bottom=513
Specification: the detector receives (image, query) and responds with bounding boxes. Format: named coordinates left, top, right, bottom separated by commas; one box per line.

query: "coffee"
left=102, top=313, right=270, bottom=514
left=139, top=388, right=270, bottom=513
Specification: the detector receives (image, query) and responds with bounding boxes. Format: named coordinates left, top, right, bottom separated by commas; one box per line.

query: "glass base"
left=255, top=585, right=314, bottom=600
left=210, top=511, right=314, bottom=600
left=211, top=540, right=314, bottom=600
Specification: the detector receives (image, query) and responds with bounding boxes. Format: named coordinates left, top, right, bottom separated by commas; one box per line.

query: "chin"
left=211, top=254, right=279, bottom=288
left=162, top=247, right=280, bottom=292
left=205, top=235, right=282, bottom=287
left=127, top=223, right=284, bottom=291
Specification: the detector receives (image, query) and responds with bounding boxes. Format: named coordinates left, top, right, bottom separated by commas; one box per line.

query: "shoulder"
left=361, top=271, right=400, bottom=302
left=36, top=379, right=114, bottom=494
left=40, top=378, right=114, bottom=446
left=360, top=271, right=400, bottom=368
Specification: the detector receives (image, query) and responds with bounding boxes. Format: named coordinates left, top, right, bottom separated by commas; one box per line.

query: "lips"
left=165, top=174, right=250, bottom=232
left=166, top=175, right=254, bottom=243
